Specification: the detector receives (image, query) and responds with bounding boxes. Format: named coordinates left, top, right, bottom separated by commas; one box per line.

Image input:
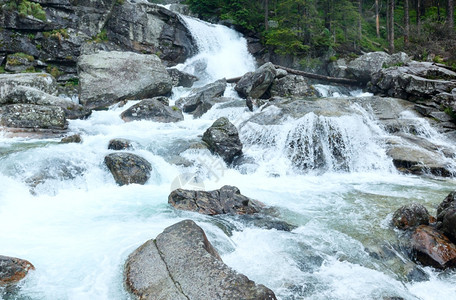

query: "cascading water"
left=176, top=15, right=256, bottom=83
left=2, top=9, right=456, bottom=300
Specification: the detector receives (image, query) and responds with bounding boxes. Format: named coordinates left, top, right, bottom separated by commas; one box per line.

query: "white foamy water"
left=2, top=10, right=456, bottom=300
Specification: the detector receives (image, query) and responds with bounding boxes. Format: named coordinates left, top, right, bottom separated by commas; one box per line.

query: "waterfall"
left=176, top=15, right=256, bottom=83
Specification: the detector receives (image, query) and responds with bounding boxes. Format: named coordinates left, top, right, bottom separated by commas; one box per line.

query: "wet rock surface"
left=0, top=255, right=35, bottom=286
left=78, top=51, right=173, bottom=109
left=202, top=117, right=243, bottom=164
left=120, top=98, right=183, bottom=123
left=124, top=219, right=277, bottom=300
left=392, top=203, right=430, bottom=230
left=411, top=225, right=456, bottom=269
left=104, top=152, right=152, bottom=186
left=108, top=138, right=133, bottom=151
left=168, top=185, right=263, bottom=215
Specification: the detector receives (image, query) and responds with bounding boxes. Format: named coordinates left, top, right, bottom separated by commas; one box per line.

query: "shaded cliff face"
left=0, top=0, right=195, bottom=82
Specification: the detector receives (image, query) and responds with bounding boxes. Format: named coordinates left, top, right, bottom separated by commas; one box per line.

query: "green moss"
left=171, top=106, right=180, bottom=111
left=90, top=29, right=108, bottom=43
left=46, top=65, right=62, bottom=78
left=329, top=56, right=337, bottom=62
left=21, top=66, right=37, bottom=73
left=43, top=29, right=69, bottom=41
left=65, top=78, right=79, bottom=87
left=6, top=0, right=47, bottom=21
left=444, top=107, right=456, bottom=120
left=0, top=66, right=6, bottom=73
left=116, top=0, right=125, bottom=5
left=12, top=52, right=35, bottom=61
left=433, top=56, right=444, bottom=64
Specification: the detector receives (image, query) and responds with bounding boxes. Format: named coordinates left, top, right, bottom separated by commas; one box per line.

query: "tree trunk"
left=388, top=0, right=395, bottom=53
left=404, top=0, right=410, bottom=47
left=375, top=0, right=380, bottom=37
left=448, top=0, right=454, bottom=31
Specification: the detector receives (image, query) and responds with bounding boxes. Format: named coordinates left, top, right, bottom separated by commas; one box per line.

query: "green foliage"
left=91, top=29, right=108, bottom=43
left=5, top=0, right=47, bottom=21
left=266, top=28, right=310, bottom=55
left=0, top=66, right=6, bottom=73
left=43, top=29, right=69, bottom=41
left=47, top=65, right=62, bottom=78
left=65, top=78, right=79, bottom=87
left=116, top=0, right=125, bottom=5
left=12, top=52, right=34, bottom=61
left=21, top=66, right=37, bottom=73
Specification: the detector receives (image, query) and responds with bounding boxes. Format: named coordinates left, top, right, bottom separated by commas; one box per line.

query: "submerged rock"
left=235, top=62, right=277, bottom=99
left=202, top=117, right=242, bottom=164
left=411, top=225, right=456, bottom=269
left=108, top=138, right=133, bottom=151
left=0, top=255, right=35, bottom=286
left=392, top=203, right=430, bottom=230
left=120, top=99, right=183, bottom=123
left=168, top=185, right=263, bottom=215
left=124, top=219, right=277, bottom=300
left=78, top=51, right=173, bottom=109
left=104, top=153, right=152, bottom=186
left=60, top=134, right=82, bottom=144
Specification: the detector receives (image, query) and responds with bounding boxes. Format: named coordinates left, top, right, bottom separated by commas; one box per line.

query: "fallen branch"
left=272, top=64, right=361, bottom=86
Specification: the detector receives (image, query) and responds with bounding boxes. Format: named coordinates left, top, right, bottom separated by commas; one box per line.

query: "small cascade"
left=314, top=84, right=373, bottom=98
left=177, top=15, right=256, bottom=83
left=239, top=105, right=394, bottom=175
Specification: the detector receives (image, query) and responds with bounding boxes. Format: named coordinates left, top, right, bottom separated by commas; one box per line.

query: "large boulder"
left=1, top=86, right=91, bottom=119
left=104, top=153, right=152, bottom=186
left=0, top=104, right=67, bottom=130
left=436, top=191, right=456, bottom=242
left=235, top=62, right=277, bottom=99
left=78, top=51, right=173, bottom=109
left=202, top=117, right=243, bottom=164
left=124, top=219, right=277, bottom=300
left=0, top=73, right=57, bottom=96
left=370, top=61, right=456, bottom=100
left=168, top=185, right=263, bottom=215
left=176, top=79, right=227, bottom=115
left=392, top=203, right=430, bottom=230
left=387, top=143, right=453, bottom=177
left=120, top=99, right=183, bottom=123
left=270, top=74, right=316, bottom=98
left=0, top=255, right=35, bottom=286
left=411, top=225, right=456, bottom=269
left=106, top=2, right=195, bottom=66
left=347, top=51, right=411, bottom=83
